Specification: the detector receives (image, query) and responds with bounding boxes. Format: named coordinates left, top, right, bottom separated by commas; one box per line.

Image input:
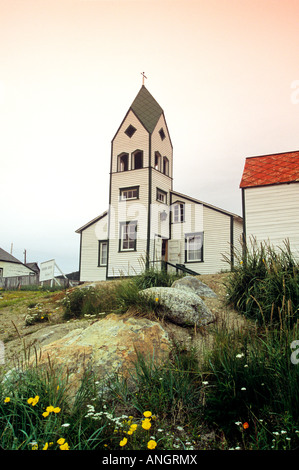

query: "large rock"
left=140, top=287, right=215, bottom=327
left=27, top=314, right=171, bottom=400
left=171, top=276, right=217, bottom=298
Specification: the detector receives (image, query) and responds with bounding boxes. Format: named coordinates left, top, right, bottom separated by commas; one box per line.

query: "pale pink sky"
left=1, top=0, right=299, bottom=272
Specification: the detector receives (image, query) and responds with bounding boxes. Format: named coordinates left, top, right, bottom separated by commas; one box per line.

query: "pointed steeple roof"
left=130, top=86, right=163, bottom=134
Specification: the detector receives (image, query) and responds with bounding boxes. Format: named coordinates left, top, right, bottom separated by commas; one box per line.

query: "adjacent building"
left=0, top=247, right=36, bottom=278
left=240, top=150, right=299, bottom=258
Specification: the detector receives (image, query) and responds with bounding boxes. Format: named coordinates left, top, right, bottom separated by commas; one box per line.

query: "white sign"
left=40, top=259, right=55, bottom=282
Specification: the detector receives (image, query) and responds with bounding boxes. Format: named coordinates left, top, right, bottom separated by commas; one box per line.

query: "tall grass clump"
left=202, top=316, right=299, bottom=449
left=224, top=238, right=299, bottom=326
left=134, top=267, right=183, bottom=290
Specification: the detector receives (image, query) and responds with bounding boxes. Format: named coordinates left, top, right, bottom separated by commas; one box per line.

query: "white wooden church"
left=76, top=85, right=243, bottom=281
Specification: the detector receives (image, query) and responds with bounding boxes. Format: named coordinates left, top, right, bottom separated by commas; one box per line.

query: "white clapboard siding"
left=244, top=183, right=299, bottom=258
left=0, top=261, right=34, bottom=278
left=151, top=114, right=173, bottom=178
left=80, top=215, right=108, bottom=282
left=112, top=110, right=150, bottom=173
left=199, top=206, right=232, bottom=274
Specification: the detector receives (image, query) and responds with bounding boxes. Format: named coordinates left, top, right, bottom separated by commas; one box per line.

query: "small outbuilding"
left=0, top=247, right=36, bottom=278
left=240, top=150, right=299, bottom=258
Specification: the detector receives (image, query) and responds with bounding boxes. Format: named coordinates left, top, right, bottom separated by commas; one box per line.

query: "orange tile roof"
left=240, top=151, right=299, bottom=188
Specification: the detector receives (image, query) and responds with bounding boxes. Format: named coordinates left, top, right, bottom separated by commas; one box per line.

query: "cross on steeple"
left=141, top=72, right=147, bottom=86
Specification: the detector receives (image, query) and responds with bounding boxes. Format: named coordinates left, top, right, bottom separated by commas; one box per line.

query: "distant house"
left=0, top=248, right=36, bottom=278
left=76, top=85, right=243, bottom=281
left=240, top=151, right=299, bottom=257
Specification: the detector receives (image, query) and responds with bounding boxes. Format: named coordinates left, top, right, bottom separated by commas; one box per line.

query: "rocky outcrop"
left=27, top=314, right=171, bottom=400
left=171, top=276, right=217, bottom=298
left=140, top=286, right=215, bottom=327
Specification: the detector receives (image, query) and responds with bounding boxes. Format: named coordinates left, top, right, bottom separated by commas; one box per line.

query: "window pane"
left=99, top=242, right=107, bottom=266
left=121, top=222, right=136, bottom=251
left=187, top=234, right=202, bottom=261
left=134, top=152, right=143, bottom=169
left=101, top=243, right=107, bottom=265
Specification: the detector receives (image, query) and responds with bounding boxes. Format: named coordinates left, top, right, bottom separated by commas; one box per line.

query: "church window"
left=159, top=128, right=166, bottom=140
left=157, top=188, right=167, bottom=204
left=155, top=152, right=161, bottom=171
left=98, top=240, right=108, bottom=266
left=118, top=153, right=129, bottom=172
left=125, top=125, right=137, bottom=138
left=173, top=202, right=185, bottom=223
left=120, top=186, right=139, bottom=201
left=163, top=157, right=169, bottom=176
left=185, top=232, right=203, bottom=262
left=132, top=150, right=143, bottom=170
left=119, top=221, right=137, bottom=251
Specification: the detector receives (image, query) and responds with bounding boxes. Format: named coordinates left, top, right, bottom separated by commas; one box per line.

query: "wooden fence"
left=0, top=274, right=78, bottom=290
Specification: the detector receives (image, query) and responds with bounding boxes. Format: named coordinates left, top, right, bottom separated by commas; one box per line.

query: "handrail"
left=149, top=260, right=199, bottom=276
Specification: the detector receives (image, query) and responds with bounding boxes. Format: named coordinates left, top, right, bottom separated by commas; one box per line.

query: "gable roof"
left=171, top=190, right=242, bottom=220
left=240, top=151, right=299, bottom=189
left=0, top=247, right=23, bottom=264
left=130, top=85, right=163, bottom=134
left=75, top=210, right=108, bottom=233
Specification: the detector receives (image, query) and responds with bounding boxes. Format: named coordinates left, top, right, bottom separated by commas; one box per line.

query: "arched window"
left=132, top=150, right=143, bottom=170
left=154, top=152, right=161, bottom=171
left=163, top=157, right=169, bottom=176
left=118, top=153, right=129, bottom=172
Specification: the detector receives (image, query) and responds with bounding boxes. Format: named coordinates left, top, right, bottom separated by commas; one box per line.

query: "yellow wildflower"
left=147, top=440, right=157, bottom=450
left=60, top=442, right=70, bottom=450
left=53, top=407, right=61, bottom=413
left=28, top=395, right=39, bottom=406
left=57, top=438, right=65, bottom=445
left=4, top=397, right=10, bottom=403
left=43, top=443, right=49, bottom=450
left=119, top=437, right=128, bottom=447
left=42, top=411, right=50, bottom=418
left=143, top=411, right=152, bottom=418
left=155, top=298, right=159, bottom=302
left=31, top=444, right=38, bottom=450
left=46, top=405, right=55, bottom=412
left=142, top=418, right=151, bottom=430
left=130, top=424, right=138, bottom=432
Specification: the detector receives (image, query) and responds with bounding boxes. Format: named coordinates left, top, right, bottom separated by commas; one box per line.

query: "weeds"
left=224, top=238, right=299, bottom=326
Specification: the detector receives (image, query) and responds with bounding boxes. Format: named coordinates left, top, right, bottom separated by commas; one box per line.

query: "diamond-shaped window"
left=125, top=125, right=137, bottom=138
left=159, top=128, right=166, bottom=140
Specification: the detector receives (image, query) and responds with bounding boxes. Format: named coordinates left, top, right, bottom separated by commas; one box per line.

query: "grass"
left=224, top=238, right=299, bottom=327
left=61, top=267, right=182, bottom=321
left=1, top=256, right=299, bottom=450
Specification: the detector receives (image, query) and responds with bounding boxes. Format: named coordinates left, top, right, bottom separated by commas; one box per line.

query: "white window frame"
left=120, top=186, right=139, bottom=201
left=119, top=221, right=137, bottom=252
left=173, top=202, right=185, bottom=223
left=156, top=188, right=167, bottom=204
left=185, top=232, right=203, bottom=262
left=98, top=240, right=108, bottom=266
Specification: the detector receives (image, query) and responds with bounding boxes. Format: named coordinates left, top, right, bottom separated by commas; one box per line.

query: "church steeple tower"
left=106, top=85, right=173, bottom=277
